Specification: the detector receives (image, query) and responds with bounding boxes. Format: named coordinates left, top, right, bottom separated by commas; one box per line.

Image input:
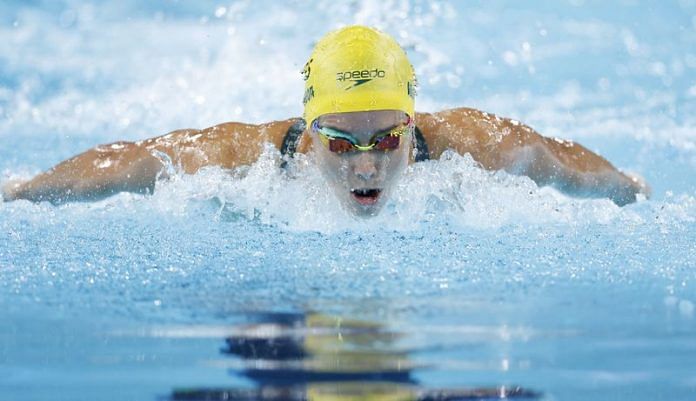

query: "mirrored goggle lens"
left=328, top=137, right=356, bottom=153
left=373, top=134, right=401, bottom=151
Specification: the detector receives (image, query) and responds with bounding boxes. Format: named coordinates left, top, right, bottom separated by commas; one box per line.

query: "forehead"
left=317, top=110, right=407, bottom=133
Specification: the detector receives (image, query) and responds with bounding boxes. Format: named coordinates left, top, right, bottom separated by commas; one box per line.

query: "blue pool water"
left=1, top=1, right=695, bottom=400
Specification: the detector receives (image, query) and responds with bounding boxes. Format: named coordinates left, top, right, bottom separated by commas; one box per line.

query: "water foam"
left=175, top=147, right=695, bottom=232
left=5, top=145, right=690, bottom=235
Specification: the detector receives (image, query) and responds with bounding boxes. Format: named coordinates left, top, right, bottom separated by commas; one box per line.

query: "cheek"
left=330, top=154, right=350, bottom=177
left=336, top=160, right=350, bottom=181
left=317, top=149, right=350, bottom=181
left=387, top=147, right=410, bottom=173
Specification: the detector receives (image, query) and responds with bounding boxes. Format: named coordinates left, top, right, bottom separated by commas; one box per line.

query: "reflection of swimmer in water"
left=171, top=312, right=540, bottom=401
left=3, top=26, right=650, bottom=215
left=223, top=313, right=415, bottom=385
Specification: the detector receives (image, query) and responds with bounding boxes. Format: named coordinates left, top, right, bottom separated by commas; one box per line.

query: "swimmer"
left=2, top=25, right=650, bottom=215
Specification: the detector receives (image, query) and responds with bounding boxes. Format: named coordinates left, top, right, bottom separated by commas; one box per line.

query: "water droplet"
left=214, top=6, right=227, bottom=18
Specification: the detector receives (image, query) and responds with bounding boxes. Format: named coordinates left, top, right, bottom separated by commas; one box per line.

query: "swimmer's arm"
left=1, top=141, right=167, bottom=204
left=424, top=108, right=650, bottom=206
left=493, top=119, right=650, bottom=206
left=2, top=119, right=297, bottom=204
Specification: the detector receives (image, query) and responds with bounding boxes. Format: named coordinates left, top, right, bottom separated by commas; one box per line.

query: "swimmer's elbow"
left=63, top=162, right=161, bottom=204
left=502, top=144, right=557, bottom=186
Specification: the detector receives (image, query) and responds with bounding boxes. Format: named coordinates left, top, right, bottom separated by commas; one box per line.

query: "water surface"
left=1, top=1, right=695, bottom=400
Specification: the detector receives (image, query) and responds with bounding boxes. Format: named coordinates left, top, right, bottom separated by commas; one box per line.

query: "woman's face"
left=310, top=110, right=412, bottom=217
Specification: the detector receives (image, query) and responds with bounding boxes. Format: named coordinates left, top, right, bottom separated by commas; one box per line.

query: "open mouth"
left=351, top=188, right=382, bottom=206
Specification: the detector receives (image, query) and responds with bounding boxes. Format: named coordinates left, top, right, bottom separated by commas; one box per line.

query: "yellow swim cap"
left=302, top=25, right=417, bottom=125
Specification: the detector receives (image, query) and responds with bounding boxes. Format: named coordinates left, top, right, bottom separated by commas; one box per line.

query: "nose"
left=353, top=153, right=377, bottom=181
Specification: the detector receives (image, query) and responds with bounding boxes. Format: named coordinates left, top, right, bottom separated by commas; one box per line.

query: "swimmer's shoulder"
left=139, top=118, right=301, bottom=170
left=208, top=119, right=300, bottom=145
left=416, top=107, right=540, bottom=170
left=415, top=107, right=496, bottom=159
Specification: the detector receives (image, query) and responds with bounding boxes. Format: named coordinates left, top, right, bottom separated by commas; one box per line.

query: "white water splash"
left=5, top=145, right=688, bottom=234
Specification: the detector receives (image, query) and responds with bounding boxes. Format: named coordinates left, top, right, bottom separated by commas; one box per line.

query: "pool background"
left=1, top=1, right=695, bottom=400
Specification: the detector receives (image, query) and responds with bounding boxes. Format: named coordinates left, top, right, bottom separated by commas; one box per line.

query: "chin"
left=349, top=202, right=384, bottom=217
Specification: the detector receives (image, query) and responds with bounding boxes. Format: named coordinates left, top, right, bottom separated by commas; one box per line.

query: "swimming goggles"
left=311, top=116, right=412, bottom=154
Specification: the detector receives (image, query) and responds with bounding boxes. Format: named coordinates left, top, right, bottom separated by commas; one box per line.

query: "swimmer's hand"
left=623, top=171, right=651, bottom=202
left=2, top=179, right=24, bottom=202
left=601, top=171, right=651, bottom=206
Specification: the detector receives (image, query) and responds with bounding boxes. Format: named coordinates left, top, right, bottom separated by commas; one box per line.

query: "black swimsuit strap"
left=413, top=126, right=430, bottom=162
left=279, top=119, right=430, bottom=167
left=279, top=119, right=306, bottom=169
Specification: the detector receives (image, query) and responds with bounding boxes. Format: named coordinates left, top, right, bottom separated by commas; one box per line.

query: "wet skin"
left=1, top=106, right=650, bottom=209
left=310, top=110, right=411, bottom=216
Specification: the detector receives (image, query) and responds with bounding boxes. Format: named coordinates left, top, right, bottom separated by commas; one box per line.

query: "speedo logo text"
left=336, top=68, right=386, bottom=90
